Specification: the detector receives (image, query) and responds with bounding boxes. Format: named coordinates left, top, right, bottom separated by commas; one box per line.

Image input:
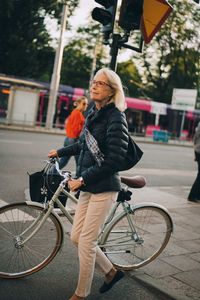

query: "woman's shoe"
left=99, top=270, right=124, bottom=293
left=188, top=198, right=200, bottom=203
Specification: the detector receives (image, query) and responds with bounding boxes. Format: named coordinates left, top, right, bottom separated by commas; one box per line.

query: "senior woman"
left=48, top=68, right=129, bottom=300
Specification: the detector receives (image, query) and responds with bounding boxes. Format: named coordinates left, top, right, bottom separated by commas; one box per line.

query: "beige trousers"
left=70, top=191, right=118, bottom=297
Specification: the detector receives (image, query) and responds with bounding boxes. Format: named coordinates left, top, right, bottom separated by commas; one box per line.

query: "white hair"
left=94, top=68, right=127, bottom=112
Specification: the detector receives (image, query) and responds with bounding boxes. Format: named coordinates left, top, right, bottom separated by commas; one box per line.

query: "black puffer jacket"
left=57, top=103, right=129, bottom=193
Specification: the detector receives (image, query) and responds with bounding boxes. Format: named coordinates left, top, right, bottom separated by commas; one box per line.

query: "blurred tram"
left=0, top=74, right=199, bottom=138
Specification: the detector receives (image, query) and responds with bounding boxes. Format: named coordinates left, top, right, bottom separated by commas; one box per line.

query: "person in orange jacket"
left=59, top=96, right=88, bottom=169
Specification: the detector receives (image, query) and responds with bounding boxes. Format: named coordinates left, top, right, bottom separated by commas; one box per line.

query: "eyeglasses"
left=90, top=80, right=112, bottom=88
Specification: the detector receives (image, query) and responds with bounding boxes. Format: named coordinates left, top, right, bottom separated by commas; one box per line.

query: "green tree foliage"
left=61, top=40, right=92, bottom=89
left=60, top=23, right=107, bottom=89
left=117, top=60, right=144, bottom=98
left=0, top=0, right=78, bottom=81
left=134, top=0, right=200, bottom=104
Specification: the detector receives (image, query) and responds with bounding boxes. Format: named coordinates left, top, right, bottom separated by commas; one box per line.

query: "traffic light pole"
left=109, top=32, right=144, bottom=71
left=109, top=34, right=121, bottom=71
left=122, top=36, right=143, bottom=53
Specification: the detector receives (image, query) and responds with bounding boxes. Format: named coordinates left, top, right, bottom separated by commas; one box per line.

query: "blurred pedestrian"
left=59, top=96, right=88, bottom=170
left=48, top=67, right=129, bottom=300
left=188, top=122, right=200, bottom=203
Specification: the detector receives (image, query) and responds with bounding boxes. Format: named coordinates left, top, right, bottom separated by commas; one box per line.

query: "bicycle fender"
left=131, top=202, right=174, bottom=232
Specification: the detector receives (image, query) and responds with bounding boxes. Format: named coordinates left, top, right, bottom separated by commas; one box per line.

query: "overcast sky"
left=69, top=1, right=95, bottom=28
left=46, top=1, right=96, bottom=40
left=45, top=0, right=132, bottom=62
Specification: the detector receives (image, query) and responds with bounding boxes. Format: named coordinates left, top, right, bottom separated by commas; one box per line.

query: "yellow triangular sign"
left=141, top=0, right=173, bottom=43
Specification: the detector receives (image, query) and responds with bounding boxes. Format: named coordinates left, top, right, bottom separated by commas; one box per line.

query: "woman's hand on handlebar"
left=48, top=149, right=58, bottom=158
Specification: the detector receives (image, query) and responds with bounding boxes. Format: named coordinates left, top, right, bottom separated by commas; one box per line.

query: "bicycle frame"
left=19, top=177, right=135, bottom=250
left=98, top=201, right=140, bottom=249
left=18, top=162, right=148, bottom=253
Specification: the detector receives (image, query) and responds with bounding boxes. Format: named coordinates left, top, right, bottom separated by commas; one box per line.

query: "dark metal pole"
left=109, top=34, right=121, bottom=71
left=122, top=36, right=143, bottom=53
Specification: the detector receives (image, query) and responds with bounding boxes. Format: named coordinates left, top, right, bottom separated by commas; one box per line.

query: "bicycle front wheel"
left=101, top=204, right=173, bottom=270
left=0, top=202, right=63, bottom=278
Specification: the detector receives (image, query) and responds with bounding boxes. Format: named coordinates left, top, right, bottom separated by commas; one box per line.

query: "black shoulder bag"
left=84, top=125, right=143, bottom=172
left=118, top=135, right=143, bottom=171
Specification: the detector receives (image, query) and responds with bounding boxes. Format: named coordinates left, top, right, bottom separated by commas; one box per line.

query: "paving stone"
left=190, top=253, right=200, bottom=263
left=151, top=275, right=200, bottom=300
left=140, top=258, right=180, bottom=278
left=173, top=269, right=200, bottom=291
left=172, top=225, right=200, bottom=241
left=161, top=238, right=192, bottom=256
left=160, top=254, right=200, bottom=271
left=175, top=240, right=200, bottom=252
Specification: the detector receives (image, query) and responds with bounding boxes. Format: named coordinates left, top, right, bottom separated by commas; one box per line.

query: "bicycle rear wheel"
left=101, top=204, right=173, bottom=270
left=0, top=202, right=63, bottom=278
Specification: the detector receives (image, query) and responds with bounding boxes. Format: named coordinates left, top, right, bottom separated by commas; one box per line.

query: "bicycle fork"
left=14, top=204, right=54, bottom=248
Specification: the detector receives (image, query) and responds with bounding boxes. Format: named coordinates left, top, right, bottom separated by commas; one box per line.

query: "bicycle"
left=0, top=159, right=173, bottom=279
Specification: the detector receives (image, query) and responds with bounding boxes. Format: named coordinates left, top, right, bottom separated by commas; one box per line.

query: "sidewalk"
left=130, top=185, right=200, bottom=300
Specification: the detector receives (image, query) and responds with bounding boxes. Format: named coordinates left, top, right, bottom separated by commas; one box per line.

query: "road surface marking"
left=132, top=168, right=195, bottom=177
left=0, top=139, right=32, bottom=144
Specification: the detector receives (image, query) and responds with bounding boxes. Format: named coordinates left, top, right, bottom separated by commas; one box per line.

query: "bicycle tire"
left=0, top=202, right=63, bottom=278
left=100, top=203, right=173, bottom=270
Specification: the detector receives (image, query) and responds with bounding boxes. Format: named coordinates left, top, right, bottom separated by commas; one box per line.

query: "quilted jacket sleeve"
left=57, top=140, right=81, bottom=157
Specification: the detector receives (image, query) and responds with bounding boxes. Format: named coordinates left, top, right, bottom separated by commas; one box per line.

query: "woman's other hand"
left=48, top=149, right=58, bottom=158
left=68, top=178, right=83, bottom=192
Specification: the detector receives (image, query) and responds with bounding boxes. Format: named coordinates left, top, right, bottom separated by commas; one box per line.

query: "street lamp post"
left=45, top=4, right=68, bottom=129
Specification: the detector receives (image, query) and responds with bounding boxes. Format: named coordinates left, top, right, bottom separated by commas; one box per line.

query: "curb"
left=0, top=124, right=193, bottom=147
left=132, top=273, right=192, bottom=300
left=0, top=124, right=64, bottom=136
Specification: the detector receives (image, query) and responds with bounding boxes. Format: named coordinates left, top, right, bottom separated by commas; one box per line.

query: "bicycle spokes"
left=101, top=205, right=172, bottom=270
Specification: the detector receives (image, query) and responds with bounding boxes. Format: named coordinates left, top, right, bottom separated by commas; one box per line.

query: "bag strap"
left=84, top=127, right=104, bottom=167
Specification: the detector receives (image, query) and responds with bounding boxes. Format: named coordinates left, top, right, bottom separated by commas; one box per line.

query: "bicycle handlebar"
left=44, top=158, right=72, bottom=181
left=45, top=159, right=146, bottom=190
